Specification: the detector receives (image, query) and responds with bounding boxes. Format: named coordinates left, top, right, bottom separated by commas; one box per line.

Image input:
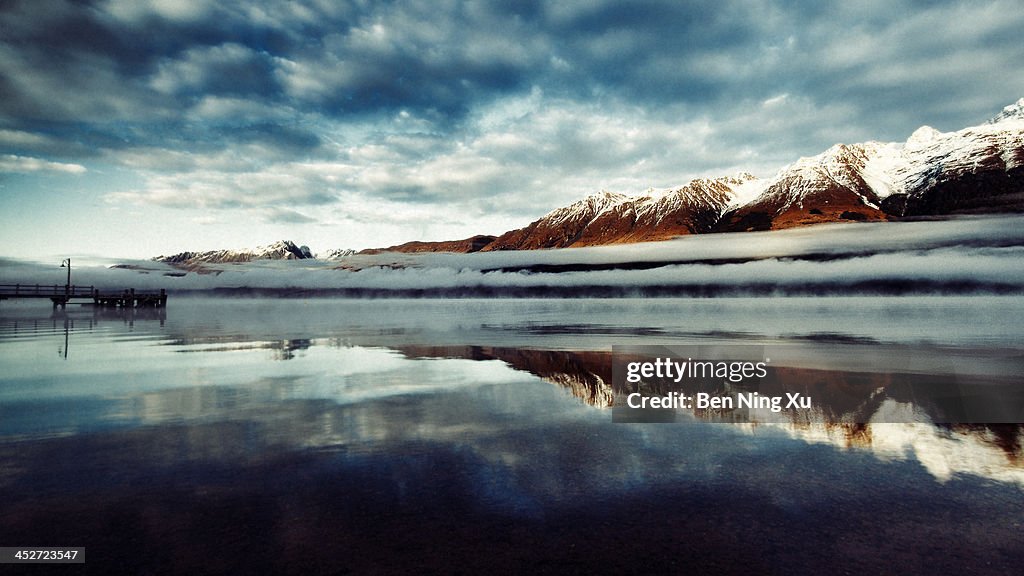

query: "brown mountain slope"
left=357, top=234, right=497, bottom=255
left=716, top=144, right=888, bottom=232
left=481, top=176, right=751, bottom=251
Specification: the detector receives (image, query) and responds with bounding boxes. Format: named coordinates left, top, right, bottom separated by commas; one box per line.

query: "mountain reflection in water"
left=1, top=297, right=1022, bottom=574
left=395, top=345, right=1024, bottom=483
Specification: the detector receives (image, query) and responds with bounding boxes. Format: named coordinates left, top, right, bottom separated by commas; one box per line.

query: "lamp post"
left=60, top=258, right=71, bottom=296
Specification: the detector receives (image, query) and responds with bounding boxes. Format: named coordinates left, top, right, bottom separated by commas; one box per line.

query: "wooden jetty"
left=0, top=284, right=168, bottom=309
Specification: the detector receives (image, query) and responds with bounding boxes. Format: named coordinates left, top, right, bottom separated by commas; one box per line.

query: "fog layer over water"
left=3, top=215, right=1023, bottom=295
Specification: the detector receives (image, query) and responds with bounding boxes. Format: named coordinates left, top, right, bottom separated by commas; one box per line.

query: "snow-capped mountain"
left=458, top=99, right=1021, bottom=247
left=481, top=175, right=753, bottom=250
left=891, top=98, right=1024, bottom=216
left=716, top=142, right=896, bottom=231
left=986, top=97, right=1024, bottom=125
left=155, top=240, right=314, bottom=264
left=317, top=248, right=358, bottom=260
left=719, top=99, right=1024, bottom=230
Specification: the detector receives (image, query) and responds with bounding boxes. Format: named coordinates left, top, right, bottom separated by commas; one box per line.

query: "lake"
left=1, top=296, right=1022, bottom=574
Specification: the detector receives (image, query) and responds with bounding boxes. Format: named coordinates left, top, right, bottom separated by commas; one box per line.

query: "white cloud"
left=0, top=129, right=54, bottom=148
left=97, top=87, right=869, bottom=237
left=102, top=0, right=216, bottom=23
left=0, top=155, right=86, bottom=174
left=149, top=42, right=270, bottom=95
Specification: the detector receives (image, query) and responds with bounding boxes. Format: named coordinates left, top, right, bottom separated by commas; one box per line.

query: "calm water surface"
left=0, top=297, right=1022, bottom=574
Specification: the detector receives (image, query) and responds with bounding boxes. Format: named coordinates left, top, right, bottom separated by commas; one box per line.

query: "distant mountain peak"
left=988, top=97, right=1024, bottom=124
left=905, top=125, right=943, bottom=149
left=155, top=239, right=313, bottom=265
left=541, top=189, right=631, bottom=227
left=318, top=248, right=357, bottom=260
left=264, top=240, right=313, bottom=258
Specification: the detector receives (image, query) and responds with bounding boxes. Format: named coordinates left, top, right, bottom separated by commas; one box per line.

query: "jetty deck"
left=0, top=284, right=168, bottom=308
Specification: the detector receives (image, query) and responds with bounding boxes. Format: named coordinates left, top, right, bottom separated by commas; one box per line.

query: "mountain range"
left=155, top=240, right=314, bottom=265
left=155, top=99, right=1024, bottom=264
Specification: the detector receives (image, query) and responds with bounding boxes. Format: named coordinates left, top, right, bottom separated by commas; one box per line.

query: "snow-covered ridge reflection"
left=114, top=341, right=1024, bottom=488
left=393, top=345, right=1024, bottom=486
left=741, top=419, right=1024, bottom=487
left=114, top=357, right=1024, bottom=490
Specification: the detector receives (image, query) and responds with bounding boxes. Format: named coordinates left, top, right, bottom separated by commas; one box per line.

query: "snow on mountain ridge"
left=542, top=190, right=632, bottom=227
left=733, top=99, right=1024, bottom=221
left=860, top=141, right=908, bottom=198
left=745, top=143, right=885, bottom=215
left=546, top=173, right=762, bottom=228
left=895, top=112, right=1024, bottom=195
left=479, top=174, right=757, bottom=250
left=905, top=126, right=943, bottom=150
left=987, top=97, right=1024, bottom=124
left=155, top=240, right=313, bottom=264
left=318, top=248, right=357, bottom=260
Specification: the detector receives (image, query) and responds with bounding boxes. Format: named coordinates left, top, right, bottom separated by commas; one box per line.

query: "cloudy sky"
left=1, top=0, right=1022, bottom=260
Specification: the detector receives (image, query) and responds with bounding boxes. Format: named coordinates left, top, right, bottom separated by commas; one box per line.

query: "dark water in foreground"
left=0, top=297, right=1022, bottom=574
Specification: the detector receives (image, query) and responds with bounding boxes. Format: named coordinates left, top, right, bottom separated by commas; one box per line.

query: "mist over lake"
left=3, top=215, right=1024, bottom=300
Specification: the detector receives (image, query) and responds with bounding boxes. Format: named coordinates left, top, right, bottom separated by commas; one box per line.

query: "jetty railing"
left=0, top=284, right=168, bottom=308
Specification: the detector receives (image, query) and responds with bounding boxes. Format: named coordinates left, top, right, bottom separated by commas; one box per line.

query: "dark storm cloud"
left=0, top=0, right=543, bottom=127
left=544, top=0, right=1023, bottom=133
left=1, top=0, right=1022, bottom=227
left=541, top=0, right=765, bottom=100
left=3, top=1, right=1020, bottom=138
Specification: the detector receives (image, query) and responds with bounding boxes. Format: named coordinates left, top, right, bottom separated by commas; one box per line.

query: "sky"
left=1, top=0, right=1023, bottom=261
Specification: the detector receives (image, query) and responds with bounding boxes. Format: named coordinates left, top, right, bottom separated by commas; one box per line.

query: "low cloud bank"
left=3, top=216, right=1023, bottom=297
